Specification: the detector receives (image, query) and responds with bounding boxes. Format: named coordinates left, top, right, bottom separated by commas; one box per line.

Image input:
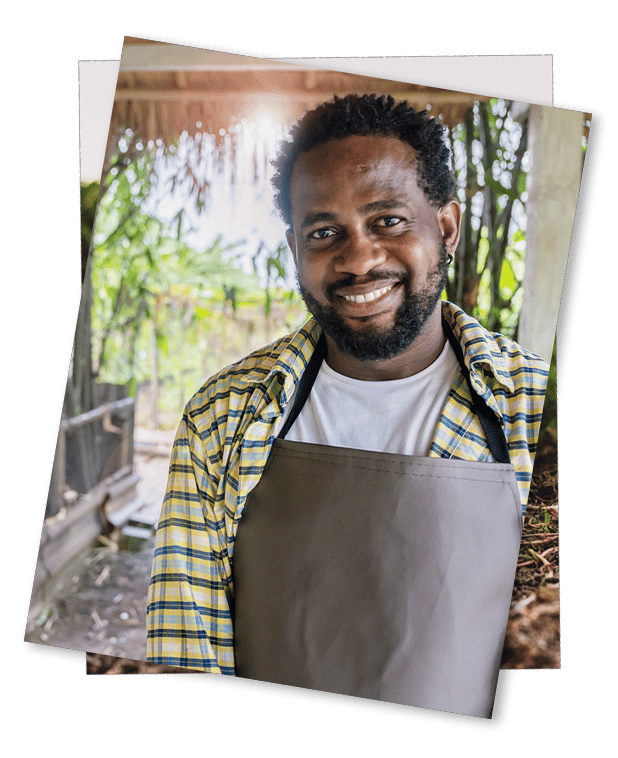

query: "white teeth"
left=342, top=284, right=393, bottom=303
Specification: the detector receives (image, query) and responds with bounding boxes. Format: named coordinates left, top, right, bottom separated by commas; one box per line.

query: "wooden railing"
left=30, top=395, right=141, bottom=614
left=47, top=397, right=135, bottom=519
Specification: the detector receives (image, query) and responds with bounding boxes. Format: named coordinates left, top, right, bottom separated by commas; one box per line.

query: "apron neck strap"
left=278, top=332, right=327, bottom=440
left=278, top=323, right=511, bottom=465
left=442, top=318, right=511, bottom=464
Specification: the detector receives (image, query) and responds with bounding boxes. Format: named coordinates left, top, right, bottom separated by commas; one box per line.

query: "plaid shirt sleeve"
left=146, top=411, right=234, bottom=673
left=146, top=325, right=318, bottom=673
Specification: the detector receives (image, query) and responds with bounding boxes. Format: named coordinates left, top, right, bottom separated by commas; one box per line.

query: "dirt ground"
left=500, top=436, right=560, bottom=669
left=26, top=427, right=559, bottom=675
left=27, top=429, right=173, bottom=662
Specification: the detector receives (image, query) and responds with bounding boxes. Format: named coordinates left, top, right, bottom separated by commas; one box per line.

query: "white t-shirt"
left=284, top=339, right=461, bottom=456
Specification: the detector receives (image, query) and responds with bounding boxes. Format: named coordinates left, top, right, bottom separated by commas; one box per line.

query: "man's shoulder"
left=488, top=329, right=549, bottom=369
left=488, top=330, right=550, bottom=399
left=184, top=318, right=320, bottom=420
left=443, top=301, right=549, bottom=392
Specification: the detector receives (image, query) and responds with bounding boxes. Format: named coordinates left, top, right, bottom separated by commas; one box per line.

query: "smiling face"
left=286, top=135, right=461, bottom=379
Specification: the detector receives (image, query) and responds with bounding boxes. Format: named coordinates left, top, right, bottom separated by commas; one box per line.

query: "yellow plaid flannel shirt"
left=147, top=301, right=549, bottom=672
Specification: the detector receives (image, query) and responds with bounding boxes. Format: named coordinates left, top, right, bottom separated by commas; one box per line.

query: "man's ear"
left=438, top=199, right=462, bottom=255
left=286, top=230, right=297, bottom=264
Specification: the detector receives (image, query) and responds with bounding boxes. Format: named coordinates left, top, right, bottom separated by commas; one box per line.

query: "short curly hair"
left=271, top=93, right=456, bottom=230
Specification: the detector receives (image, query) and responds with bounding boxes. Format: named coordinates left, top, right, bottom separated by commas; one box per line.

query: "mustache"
left=325, top=271, right=410, bottom=301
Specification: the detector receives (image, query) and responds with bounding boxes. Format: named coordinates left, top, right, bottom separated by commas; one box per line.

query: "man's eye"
left=377, top=216, right=402, bottom=227
left=310, top=228, right=336, bottom=239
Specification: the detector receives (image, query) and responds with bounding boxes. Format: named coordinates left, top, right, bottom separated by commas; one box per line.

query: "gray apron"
left=232, top=323, right=522, bottom=718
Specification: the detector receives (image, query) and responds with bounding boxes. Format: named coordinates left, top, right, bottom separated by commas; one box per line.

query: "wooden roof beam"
left=113, top=89, right=487, bottom=105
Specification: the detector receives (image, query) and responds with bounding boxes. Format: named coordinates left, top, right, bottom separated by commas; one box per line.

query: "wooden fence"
left=28, top=389, right=143, bottom=618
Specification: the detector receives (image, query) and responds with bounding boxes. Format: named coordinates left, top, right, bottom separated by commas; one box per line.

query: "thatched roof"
left=110, top=38, right=493, bottom=156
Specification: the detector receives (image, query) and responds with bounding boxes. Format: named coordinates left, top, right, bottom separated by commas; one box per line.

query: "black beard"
left=298, top=247, right=449, bottom=362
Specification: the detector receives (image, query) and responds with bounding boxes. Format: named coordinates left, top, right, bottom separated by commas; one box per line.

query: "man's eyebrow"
left=359, top=199, right=407, bottom=214
left=300, top=211, right=338, bottom=230
left=300, top=200, right=408, bottom=230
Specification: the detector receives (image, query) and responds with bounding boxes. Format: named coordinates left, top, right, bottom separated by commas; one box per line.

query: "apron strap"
left=278, top=333, right=327, bottom=440
left=442, top=318, right=511, bottom=464
left=279, top=324, right=511, bottom=464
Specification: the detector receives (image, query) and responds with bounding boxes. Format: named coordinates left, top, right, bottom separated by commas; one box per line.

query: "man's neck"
left=323, top=307, right=446, bottom=381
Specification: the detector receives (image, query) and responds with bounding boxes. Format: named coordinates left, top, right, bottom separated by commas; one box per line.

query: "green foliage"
left=90, top=132, right=304, bottom=425
left=243, top=240, right=294, bottom=318
left=448, top=99, right=529, bottom=336
left=80, top=181, right=100, bottom=281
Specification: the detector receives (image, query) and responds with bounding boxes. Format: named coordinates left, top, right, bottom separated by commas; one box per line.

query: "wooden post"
left=518, top=105, right=584, bottom=362
left=47, top=428, right=66, bottom=517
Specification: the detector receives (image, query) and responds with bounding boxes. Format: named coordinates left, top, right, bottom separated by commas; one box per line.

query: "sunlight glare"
left=245, top=103, right=286, bottom=143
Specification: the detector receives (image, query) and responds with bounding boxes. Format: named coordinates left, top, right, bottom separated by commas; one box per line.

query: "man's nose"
left=332, top=230, right=387, bottom=276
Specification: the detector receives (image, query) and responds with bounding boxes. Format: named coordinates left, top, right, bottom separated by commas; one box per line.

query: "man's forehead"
left=292, top=134, right=419, bottom=177
left=289, top=135, right=422, bottom=216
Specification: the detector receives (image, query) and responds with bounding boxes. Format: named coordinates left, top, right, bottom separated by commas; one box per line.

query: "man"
left=147, top=94, right=548, bottom=717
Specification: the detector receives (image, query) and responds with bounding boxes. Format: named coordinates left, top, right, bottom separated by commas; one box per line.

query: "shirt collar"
left=442, top=301, right=515, bottom=394
left=238, top=317, right=322, bottom=388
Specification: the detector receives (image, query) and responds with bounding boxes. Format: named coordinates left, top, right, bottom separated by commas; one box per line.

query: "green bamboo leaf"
left=499, top=258, right=517, bottom=294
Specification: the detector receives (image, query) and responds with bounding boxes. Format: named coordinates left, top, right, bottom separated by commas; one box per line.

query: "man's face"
left=286, top=135, right=461, bottom=363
